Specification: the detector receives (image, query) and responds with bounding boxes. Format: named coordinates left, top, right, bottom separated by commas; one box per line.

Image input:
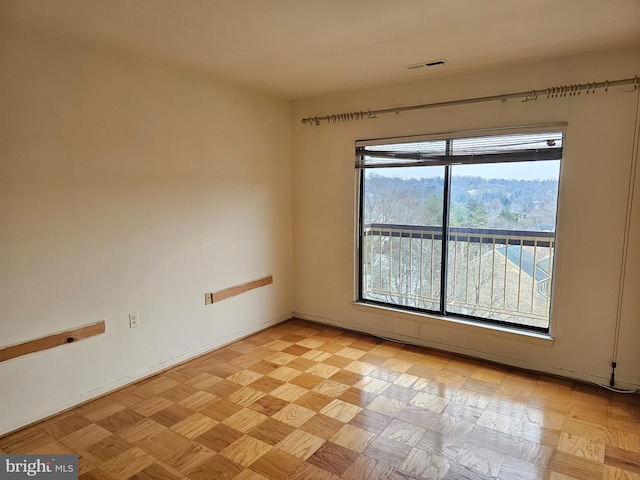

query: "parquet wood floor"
left=2, top=319, right=640, bottom=479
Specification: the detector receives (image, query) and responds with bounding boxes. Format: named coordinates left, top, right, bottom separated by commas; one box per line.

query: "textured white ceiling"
left=3, top=0, right=640, bottom=99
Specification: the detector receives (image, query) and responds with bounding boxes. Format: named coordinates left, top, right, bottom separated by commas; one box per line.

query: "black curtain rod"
left=301, top=76, right=639, bottom=126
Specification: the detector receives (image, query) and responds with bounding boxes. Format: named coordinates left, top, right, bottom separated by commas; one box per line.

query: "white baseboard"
left=0, top=313, right=292, bottom=437
left=294, top=311, right=640, bottom=392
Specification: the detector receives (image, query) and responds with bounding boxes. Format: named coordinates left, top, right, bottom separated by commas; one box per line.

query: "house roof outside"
left=496, top=245, right=551, bottom=283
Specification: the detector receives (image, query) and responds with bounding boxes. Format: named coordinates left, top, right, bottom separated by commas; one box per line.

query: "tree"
left=361, top=172, right=557, bottom=327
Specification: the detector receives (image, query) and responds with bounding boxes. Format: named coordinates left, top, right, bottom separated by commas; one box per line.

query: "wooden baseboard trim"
left=0, top=321, right=106, bottom=363
left=211, top=275, right=273, bottom=303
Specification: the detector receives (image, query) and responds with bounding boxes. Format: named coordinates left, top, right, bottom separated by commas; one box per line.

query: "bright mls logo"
left=1, top=455, right=77, bottom=479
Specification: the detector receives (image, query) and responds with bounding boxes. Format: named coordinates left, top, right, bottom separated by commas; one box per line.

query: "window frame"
left=355, top=124, right=566, bottom=334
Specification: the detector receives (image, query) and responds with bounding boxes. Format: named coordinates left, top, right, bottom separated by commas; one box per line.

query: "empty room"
left=1, top=1, right=640, bottom=479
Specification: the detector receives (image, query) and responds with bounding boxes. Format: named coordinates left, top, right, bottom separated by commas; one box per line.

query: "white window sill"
left=352, top=301, right=554, bottom=347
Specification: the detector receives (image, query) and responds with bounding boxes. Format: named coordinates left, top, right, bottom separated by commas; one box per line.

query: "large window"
left=357, top=126, right=564, bottom=332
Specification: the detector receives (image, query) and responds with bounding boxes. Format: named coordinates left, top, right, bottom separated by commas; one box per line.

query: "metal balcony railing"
left=361, top=223, right=555, bottom=328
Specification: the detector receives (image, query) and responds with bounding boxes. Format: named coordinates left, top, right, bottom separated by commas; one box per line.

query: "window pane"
left=445, top=161, right=560, bottom=328
left=358, top=129, right=563, bottom=333
left=361, top=167, right=444, bottom=311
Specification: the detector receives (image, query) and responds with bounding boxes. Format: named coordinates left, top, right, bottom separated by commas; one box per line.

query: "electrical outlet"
left=205, top=293, right=213, bottom=305
left=129, top=313, right=139, bottom=328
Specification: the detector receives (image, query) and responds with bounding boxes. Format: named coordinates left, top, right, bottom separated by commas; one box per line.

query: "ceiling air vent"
left=405, top=59, right=448, bottom=70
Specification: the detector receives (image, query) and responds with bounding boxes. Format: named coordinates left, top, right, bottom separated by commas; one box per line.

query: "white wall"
left=292, top=47, right=640, bottom=389
left=0, top=26, right=293, bottom=435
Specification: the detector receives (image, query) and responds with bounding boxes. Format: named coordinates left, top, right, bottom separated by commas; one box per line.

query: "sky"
left=369, top=160, right=561, bottom=181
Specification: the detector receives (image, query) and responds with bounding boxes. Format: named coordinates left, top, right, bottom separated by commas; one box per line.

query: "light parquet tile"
left=223, top=408, right=269, bottom=433
left=137, top=377, right=180, bottom=396
left=417, top=428, right=466, bottom=463
left=558, top=431, right=606, bottom=462
left=227, top=369, right=265, bottom=387
left=77, top=434, right=132, bottom=465
left=342, top=456, right=395, bottom=480
left=394, top=372, right=431, bottom=390
left=99, top=447, right=155, bottom=480
left=80, top=401, right=127, bottom=423
left=456, top=442, right=506, bottom=477
left=305, top=362, right=341, bottom=379
left=399, top=448, right=451, bottom=480
left=178, top=390, right=217, bottom=410
left=499, top=456, right=551, bottom=480
left=170, top=412, right=218, bottom=439
left=41, top=414, right=93, bottom=439
left=277, top=429, right=326, bottom=460
left=319, top=399, right=361, bottom=423
left=161, top=441, right=214, bottom=474
left=507, top=436, right=555, bottom=468
left=335, top=347, right=367, bottom=360
left=3, top=319, right=640, bottom=480
left=138, top=428, right=190, bottom=460
left=363, top=437, right=413, bottom=468
left=476, top=409, right=522, bottom=436
left=220, top=434, right=272, bottom=466
left=26, top=439, right=73, bottom=455
left=354, top=376, right=390, bottom=394
left=411, top=392, right=450, bottom=413
left=270, top=383, right=309, bottom=402
left=312, top=379, right=351, bottom=398
left=272, top=403, right=316, bottom=428
left=552, top=450, right=604, bottom=480
left=268, top=366, right=302, bottom=383
left=131, top=395, right=174, bottom=417
left=606, top=426, right=640, bottom=452
left=59, top=424, right=113, bottom=451
left=328, top=424, right=375, bottom=453
left=381, top=418, right=427, bottom=447
left=603, top=465, right=640, bottom=480
left=118, top=418, right=166, bottom=443
left=227, top=386, right=267, bottom=407
left=366, top=395, right=407, bottom=416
